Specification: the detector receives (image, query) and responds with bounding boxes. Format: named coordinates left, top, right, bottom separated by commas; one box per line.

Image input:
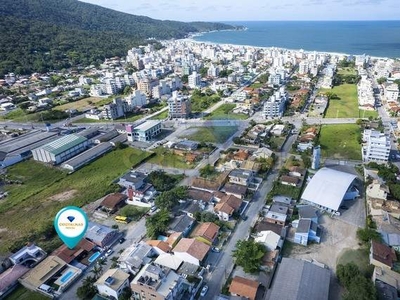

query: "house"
left=85, top=222, right=119, bottom=248
left=254, top=220, right=285, bottom=237
left=233, top=149, right=250, bottom=162
left=294, top=219, right=322, bottom=246
left=118, top=242, right=154, bottom=275
left=272, top=195, right=293, bottom=207
left=224, top=183, right=247, bottom=199
left=53, top=238, right=95, bottom=264
left=289, top=166, right=306, bottom=178
left=367, top=180, right=388, bottom=201
left=9, top=243, right=46, bottom=267
left=254, top=230, right=282, bottom=251
left=214, top=194, right=243, bottom=221
left=146, top=240, right=171, bottom=255
left=229, top=276, right=259, bottom=300
left=167, top=214, right=196, bottom=237
left=265, top=203, right=289, bottom=226
left=298, top=205, right=319, bottom=223
left=180, top=201, right=203, bottom=218
left=192, top=222, right=220, bottom=245
left=228, top=169, right=253, bottom=186
left=370, top=240, right=397, bottom=269
left=187, top=188, right=213, bottom=203
left=130, top=263, right=184, bottom=300
left=154, top=253, right=183, bottom=271
left=100, top=193, right=127, bottom=214
left=269, top=258, right=330, bottom=300
left=252, top=147, right=274, bottom=160
left=372, top=266, right=400, bottom=295
left=280, top=175, right=299, bottom=187
left=262, top=250, right=279, bottom=272
left=172, top=238, right=210, bottom=266
left=95, top=268, right=130, bottom=300
left=118, top=171, right=147, bottom=190
left=0, top=264, right=30, bottom=298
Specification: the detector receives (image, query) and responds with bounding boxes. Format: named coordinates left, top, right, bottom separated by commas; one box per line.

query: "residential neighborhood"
left=2, top=37, right=400, bottom=300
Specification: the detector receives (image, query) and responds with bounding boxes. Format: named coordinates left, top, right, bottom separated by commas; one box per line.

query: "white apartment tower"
left=385, top=84, right=399, bottom=102
left=188, top=71, right=201, bottom=89
left=298, top=61, right=309, bottom=75
left=362, top=129, right=391, bottom=163
left=263, top=87, right=288, bottom=118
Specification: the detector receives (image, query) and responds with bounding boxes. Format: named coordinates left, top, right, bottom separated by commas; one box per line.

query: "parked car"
left=200, top=285, right=209, bottom=297
left=211, top=247, right=220, bottom=253
left=105, top=249, right=114, bottom=257
left=340, top=205, right=348, bottom=210
left=119, top=237, right=126, bottom=244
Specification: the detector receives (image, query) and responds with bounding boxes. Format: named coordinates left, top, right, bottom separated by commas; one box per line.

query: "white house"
left=254, top=230, right=282, bottom=251
left=95, top=269, right=130, bottom=300
left=172, top=238, right=210, bottom=266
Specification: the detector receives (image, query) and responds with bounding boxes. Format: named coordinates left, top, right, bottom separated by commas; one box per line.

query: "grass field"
left=55, top=96, right=105, bottom=111
left=337, top=67, right=357, bottom=76
left=322, top=84, right=359, bottom=118
left=180, top=126, right=237, bottom=144
left=0, top=147, right=151, bottom=254
left=319, top=124, right=362, bottom=160
left=6, top=286, right=48, bottom=300
left=337, top=248, right=371, bottom=276
left=150, top=110, right=168, bottom=120
left=204, top=104, right=248, bottom=120
left=147, top=147, right=195, bottom=169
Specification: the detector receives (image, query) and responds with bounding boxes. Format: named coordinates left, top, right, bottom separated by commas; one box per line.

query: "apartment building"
left=167, top=91, right=191, bottom=119
left=263, top=87, right=288, bottom=118
left=362, top=129, right=391, bottom=163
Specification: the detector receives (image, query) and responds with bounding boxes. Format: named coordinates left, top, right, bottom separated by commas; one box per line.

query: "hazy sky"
left=80, top=0, right=399, bottom=22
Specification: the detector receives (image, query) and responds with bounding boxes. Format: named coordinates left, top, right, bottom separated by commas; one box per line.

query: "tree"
left=377, top=77, right=386, bottom=85
left=145, top=209, right=170, bottom=238
left=343, top=275, right=377, bottom=300
left=155, top=186, right=188, bottom=210
left=119, top=287, right=133, bottom=300
left=76, top=276, right=97, bottom=300
left=301, top=153, right=311, bottom=169
left=232, top=240, right=266, bottom=273
left=336, top=263, right=360, bottom=288
left=147, top=170, right=179, bottom=191
left=199, top=164, right=215, bottom=178
left=199, top=67, right=208, bottom=78
left=356, top=228, right=381, bottom=243
left=91, top=263, right=103, bottom=280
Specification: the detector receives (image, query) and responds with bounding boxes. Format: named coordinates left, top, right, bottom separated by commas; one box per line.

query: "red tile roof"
left=146, top=240, right=171, bottom=253
left=173, top=238, right=210, bottom=261
left=192, top=222, right=220, bottom=243
left=229, top=276, right=259, bottom=300
left=101, top=193, right=127, bottom=209
left=53, top=238, right=95, bottom=263
left=371, top=241, right=397, bottom=268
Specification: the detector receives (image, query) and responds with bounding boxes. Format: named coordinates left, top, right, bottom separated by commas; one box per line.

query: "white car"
left=200, top=285, right=209, bottom=297
left=105, top=249, right=114, bottom=257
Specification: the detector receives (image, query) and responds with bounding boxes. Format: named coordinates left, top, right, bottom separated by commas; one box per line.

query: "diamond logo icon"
left=67, top=216, right=75, bottom=222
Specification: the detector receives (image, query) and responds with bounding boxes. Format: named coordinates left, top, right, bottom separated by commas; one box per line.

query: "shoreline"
left=178, top=37, right=389, bottom=61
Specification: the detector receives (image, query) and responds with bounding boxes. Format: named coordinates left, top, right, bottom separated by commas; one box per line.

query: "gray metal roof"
left=61, top=142, right=113, bottom=170
left=268, top=258, right=330, bottom=300
left=169, top=215, right=195, bottom=233
left=296, top=219, right=311, bottom=234
left=134, top=120, right=161, bottom=132
left=0, top=130, right=59, bottom=154
left=39, top=134, right=87, bottom=155
left=298, top=205, right=319, bottom=219
left=85, top=222, right=116, bottom=244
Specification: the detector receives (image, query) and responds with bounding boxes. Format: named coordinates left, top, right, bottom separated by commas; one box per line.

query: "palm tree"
left=91, top=264, right=103, bottom=280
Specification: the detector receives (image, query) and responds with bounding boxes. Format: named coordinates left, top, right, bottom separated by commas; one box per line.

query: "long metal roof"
left=39, top=134, right=87, bottom=155
left=301, top=167, right=357, bottom=211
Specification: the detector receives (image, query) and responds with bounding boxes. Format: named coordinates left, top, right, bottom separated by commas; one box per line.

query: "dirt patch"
left=0, top=228, right=7, bottom=233
left=48, top=190, right=77, bottom=202
left=287, top=214, right=359, bottom=271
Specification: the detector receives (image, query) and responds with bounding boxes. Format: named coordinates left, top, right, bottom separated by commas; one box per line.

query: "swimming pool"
left=88, top=251, right=101, bottom=263
left=60, top=271, right=74, bottom=283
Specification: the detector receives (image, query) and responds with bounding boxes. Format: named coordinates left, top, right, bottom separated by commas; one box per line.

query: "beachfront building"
left=385, top=84, right=399, bottom=102
left=263, top=87, right=288, bottom=119
left=362, top=129, right=391, bottom=163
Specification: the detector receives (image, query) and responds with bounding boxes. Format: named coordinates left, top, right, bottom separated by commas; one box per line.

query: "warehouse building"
left=61, top=142, right=113, bottom=172
left=300, top=168, right=359, bottom=213
left=32, top=134, right=88, bottom=165
left=0, top=130, right=59, bottom=168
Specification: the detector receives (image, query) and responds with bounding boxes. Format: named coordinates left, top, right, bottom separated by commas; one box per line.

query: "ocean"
left=193, top=21, right=400, bottom=58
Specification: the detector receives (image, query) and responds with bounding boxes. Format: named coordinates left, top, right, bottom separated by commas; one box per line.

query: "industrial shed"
left=61, top=142, right=113, bottom=171
left=32, top=134, right=88, bottom=165
left=300, top=167, right=358, bottom=212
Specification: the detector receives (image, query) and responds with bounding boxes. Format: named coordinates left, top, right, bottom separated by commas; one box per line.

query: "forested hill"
left=0, top=0, right=237, bottom=76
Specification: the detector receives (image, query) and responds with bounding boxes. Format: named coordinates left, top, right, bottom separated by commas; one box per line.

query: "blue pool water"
left=60, top=271, right=74, bottom=283
left=88, top=251, right=101, bottom=263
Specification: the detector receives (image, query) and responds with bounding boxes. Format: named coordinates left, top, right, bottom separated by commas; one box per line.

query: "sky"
left=80, top=0, right=399, bottom=22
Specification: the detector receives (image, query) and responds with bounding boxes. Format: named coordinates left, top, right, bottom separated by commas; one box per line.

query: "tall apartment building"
left=298, top=61, right=309, bottom=75
left=188, top=71, right=201, bottom=89
left=167, top=91, right=191, bottom=119
left=263, top=87, right=288, bottom=119
left=126, top=90, right=147, bottom=108
left=362, top=129, right=391, bottom=163
left=385, top=84, right=399, bottom=102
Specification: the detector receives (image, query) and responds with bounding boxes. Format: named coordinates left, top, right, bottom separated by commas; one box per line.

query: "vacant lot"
left=0, top=147, right=151, bottom=254
left=287, top=215, right=359, bottom=271
left=337, top=67, right=357, bottom=76
left=180, top=126, right=237, bottom=144
left=147, top=147, right=196, bottom=169
left=337, top=248, right=371, bottom=276
left=205, top=104, right=248, bottom=120
left=150, top=110, right=168, bottom=120
left=322, top=84, right=359, bottom=118
left=319, top=124, right=362, bottom=160
left=6, top=286, right=47, bottom=300
left=55, top=96, right=105, bottom=111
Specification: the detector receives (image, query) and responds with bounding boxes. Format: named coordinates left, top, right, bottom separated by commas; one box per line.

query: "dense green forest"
left=0, top=0, right=238, bottom=76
